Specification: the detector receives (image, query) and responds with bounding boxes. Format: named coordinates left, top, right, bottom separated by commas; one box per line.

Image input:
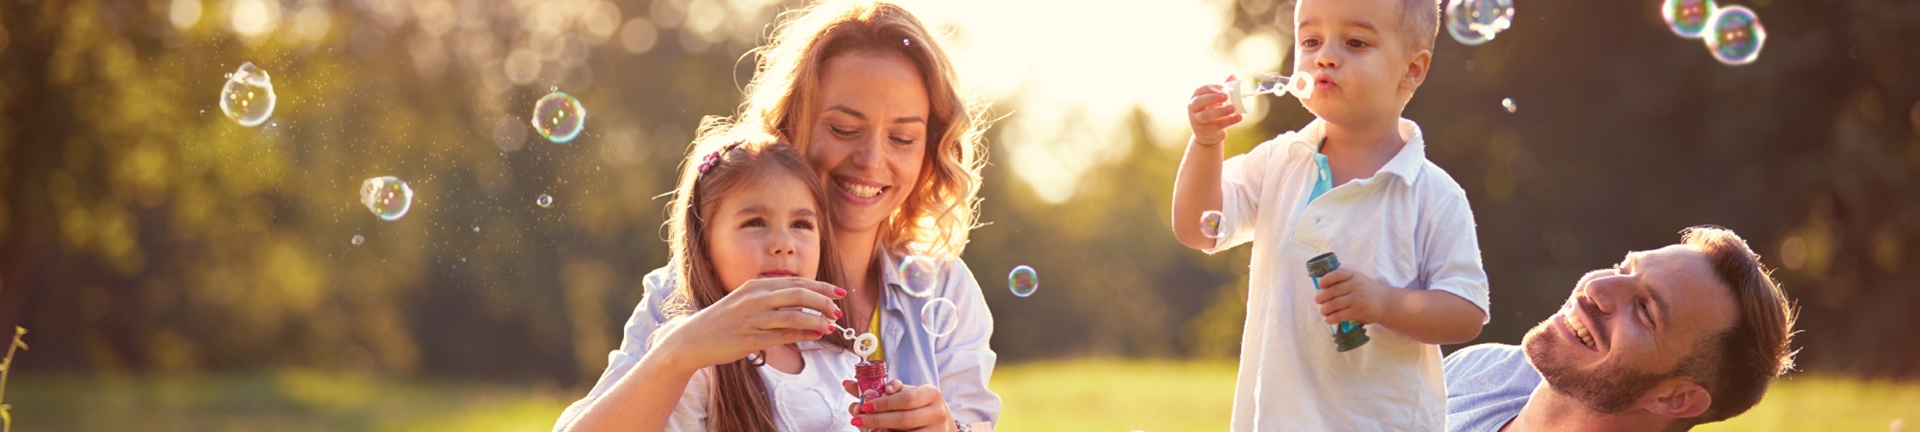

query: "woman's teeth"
left=837, top=179, right=883, bottom=198
left=1565, top=314, right=1597, bottom=349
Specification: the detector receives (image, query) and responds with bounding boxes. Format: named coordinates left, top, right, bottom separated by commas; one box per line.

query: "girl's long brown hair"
left=663, top=133, right=854, bottom=431
left=698, top=0, right=989, bottom=261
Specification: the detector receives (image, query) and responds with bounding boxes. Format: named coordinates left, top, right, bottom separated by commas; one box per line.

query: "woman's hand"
left=843, top=379, right=955, bottom=431
left=650, top=277, right=845, bottom=373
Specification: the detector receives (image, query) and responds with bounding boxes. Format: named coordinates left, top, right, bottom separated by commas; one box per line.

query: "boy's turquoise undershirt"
left=1309, top=139, right=1333, bottom=202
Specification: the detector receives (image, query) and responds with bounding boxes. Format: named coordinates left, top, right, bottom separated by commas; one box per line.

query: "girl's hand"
left=843, top=380, right=955, bottom=431
left=651, top=277, right=845, bottom=373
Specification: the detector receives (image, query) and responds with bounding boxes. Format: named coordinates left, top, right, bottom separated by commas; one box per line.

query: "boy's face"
left=1293, top=0, right=1430, bottom=127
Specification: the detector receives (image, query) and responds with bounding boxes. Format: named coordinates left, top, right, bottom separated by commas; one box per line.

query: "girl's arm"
left=564, top=334, right=703, bottom=432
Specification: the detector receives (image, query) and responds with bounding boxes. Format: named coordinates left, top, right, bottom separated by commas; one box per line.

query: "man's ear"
left=1639, top=377, right=1713, bottom=420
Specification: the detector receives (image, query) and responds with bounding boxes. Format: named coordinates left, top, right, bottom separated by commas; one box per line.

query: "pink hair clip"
left=697, top=140, right=744, bottom=174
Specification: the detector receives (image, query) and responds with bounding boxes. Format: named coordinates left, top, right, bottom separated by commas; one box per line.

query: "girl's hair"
left=663, top=132, right=854, bottom=432
left=697, top=0, right=988, bottom=261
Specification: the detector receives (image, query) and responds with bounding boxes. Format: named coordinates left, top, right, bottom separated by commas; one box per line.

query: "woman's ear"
left=1639, top=377, right=1713, bottom=420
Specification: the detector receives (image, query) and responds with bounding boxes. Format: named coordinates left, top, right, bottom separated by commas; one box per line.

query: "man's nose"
left=1583, top=275, right=1635, bottom=315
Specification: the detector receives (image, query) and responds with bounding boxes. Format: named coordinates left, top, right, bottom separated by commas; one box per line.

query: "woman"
left=555, top=1, right=997, bottom=431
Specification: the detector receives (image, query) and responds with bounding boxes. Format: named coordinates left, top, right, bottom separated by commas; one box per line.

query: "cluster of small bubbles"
left=1199, top=210, right=1226, bottom=239
left=1661, top=0, right=1717, bottom=38
left=921, top=298, right=958, bottom=338
left=359, top=176, right=414, bottom=221
left=351, top=235, right=365, bottom=245
left=1501, top=98, right=1517, bottom=113
left=1007, top=265, right=1038, bottom=297
left=537, top=194, right=554, bottom=208
left=1227, top=71, right=1313, bottom=115
left=1444, top=0, right=1515, bottom=46
left=1705, top=6, right=1764, bottom=65
left=896, top=255, right=939, bottom=298
left=219, top=62, right=277, bottom=127
left=532, top=87, right=587, bottom=144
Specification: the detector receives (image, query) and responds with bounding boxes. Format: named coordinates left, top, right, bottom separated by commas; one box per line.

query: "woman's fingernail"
left=833, top=309, right=843, bottom=319
left=861, top=403, right=875, bottom=413
left=834, top=287, right=847, bottom=296
left=812, top=330, right=824, bottom=338
left=850, top=417, right=863, bottom=427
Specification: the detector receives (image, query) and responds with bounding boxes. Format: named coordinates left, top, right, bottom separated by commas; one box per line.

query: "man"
left=1445, top=226, right=1798, bottom=431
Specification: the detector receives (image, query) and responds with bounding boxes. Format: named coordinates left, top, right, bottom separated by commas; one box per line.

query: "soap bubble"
left=921, top=298, right=958, bottom=338
left=1445, top=0, right=1514, bottom=46
left=1200, top=210, right=1225, bottom=239
left=359, top=176, right=414, bottom=221
left=1501, top=98, right=1517, bottom=113
left=1227, top=71, right=1313, bottom=115
left=1007, top=265, right=1038, bottom=297
left=536, top=194, right=554, bottom=207
left=1661, top=0, right=1717, bottom=38
left=531, top=88, right=587, bottom=144
left=1705, top=6, right=1764, bottom=65
left=219, top=62, right=277, bottom=127
left=896, top=255, right=939, bottom=298
left=351, top=235, right=364, bottom=245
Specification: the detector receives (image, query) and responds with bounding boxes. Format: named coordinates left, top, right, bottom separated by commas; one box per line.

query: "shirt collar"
left=1284, top=118, right=1427, bottom=186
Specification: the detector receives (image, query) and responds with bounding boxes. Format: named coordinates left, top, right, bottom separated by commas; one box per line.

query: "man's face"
left=1522, top=244, right=1737, bottom=413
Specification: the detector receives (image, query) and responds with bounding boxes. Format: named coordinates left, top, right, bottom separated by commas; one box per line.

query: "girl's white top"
left=658, top=318, right=864, bottom=432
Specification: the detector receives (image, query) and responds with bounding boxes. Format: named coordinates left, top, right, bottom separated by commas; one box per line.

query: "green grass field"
left=2, top=360, right=1912, bottom=431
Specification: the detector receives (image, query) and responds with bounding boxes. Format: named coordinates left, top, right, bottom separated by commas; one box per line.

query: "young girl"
left=653, top=134, right=869, bottom=431
left=563, top=133, right=863, bottom=431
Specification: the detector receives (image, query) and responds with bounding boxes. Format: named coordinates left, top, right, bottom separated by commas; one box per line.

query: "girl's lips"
left=760, top=270, right=797, bottom=278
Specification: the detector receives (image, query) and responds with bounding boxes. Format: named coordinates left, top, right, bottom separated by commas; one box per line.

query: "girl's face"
left=707, top=172, right=824, bottom=292
left=804, top=51, right=931, bottom=235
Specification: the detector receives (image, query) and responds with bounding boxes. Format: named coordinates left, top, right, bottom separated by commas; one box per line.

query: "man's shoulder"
left=1444, top=343, right=1529, bottom=379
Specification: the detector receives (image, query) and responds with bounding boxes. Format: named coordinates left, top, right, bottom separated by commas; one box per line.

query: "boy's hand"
left=1314, top=268, right=1395, bottom=325
left=1188, top=77, right=1242, bottom=146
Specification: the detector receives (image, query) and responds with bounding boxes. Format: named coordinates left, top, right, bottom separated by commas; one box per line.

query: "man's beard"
left=1522, top=320, right=1684, bottom=414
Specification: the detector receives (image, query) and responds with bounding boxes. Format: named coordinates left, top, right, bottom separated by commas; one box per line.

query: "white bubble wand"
left=1225, top=71, right=1316, bottom=115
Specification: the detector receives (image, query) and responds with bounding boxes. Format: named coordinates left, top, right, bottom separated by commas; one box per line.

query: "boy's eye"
left=1346, top=38, right=1368, bottom=48
left=1301, top=38, right=1321, bottom=48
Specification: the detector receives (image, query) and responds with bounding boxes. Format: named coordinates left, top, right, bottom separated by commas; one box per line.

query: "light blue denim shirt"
left=553, top=252, right=1002, bottom=431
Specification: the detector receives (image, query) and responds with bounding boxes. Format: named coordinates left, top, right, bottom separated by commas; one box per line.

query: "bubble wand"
left=1225, top=70, right=1315, bottom=115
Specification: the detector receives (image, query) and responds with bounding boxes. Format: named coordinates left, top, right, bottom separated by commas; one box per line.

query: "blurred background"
left=0, top=0, right=1916, bottom=430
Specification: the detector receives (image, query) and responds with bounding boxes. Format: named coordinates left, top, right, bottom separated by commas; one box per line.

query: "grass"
left=1, top=360, right=1912, bottom=431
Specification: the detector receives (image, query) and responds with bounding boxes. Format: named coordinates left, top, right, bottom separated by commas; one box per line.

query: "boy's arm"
left=1172, top=82, right=1241, bottom=251
left=1314, top=271, right=1484, bottom=345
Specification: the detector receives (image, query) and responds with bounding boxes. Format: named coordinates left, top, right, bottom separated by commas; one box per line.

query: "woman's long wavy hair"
left=663, top=132, right=854, bottom=431
left=696, top=0, right=989, bottom=263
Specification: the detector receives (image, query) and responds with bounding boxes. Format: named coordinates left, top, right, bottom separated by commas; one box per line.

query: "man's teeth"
left=837, top=179, right=882, bottom=198
left=1565, top=314, right=1596, bottom=349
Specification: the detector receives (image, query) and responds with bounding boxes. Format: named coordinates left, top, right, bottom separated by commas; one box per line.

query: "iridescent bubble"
left=1705, top=6, right=1764, bottom=65
left=921, top=298, right=958, bottom=338
left=1445, top=0, right=1515, bottom=46
left=536, top=194, right=554, bottom=207
left=1661, top=0, right=1717, bottom=39
left=219, top=62, right=277, bottom=127
left=896, top=255, right=939, bottom=298
left=1007, top=265, right=1038, bottom=298
left=1199, top=210, right=1225, bottom=239
left=351, top=235, right=364, bottom=245
left=531, top=88, right=587, bottom=144
left=359, top=176, right=414, bottom=221
left=1501, top=98, right=1517, bottom=113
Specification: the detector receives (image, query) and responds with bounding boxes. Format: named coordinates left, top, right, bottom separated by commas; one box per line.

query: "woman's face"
left=804, top=51, right=931, bottom=236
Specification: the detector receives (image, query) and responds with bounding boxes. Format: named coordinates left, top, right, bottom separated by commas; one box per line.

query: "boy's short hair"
left=1399, top=0, right=1442, bottom=52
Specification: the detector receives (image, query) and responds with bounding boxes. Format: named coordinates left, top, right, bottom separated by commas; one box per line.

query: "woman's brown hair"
left=663, top=132, right=854, bottom=431
left=698, top=0, right=989, bottom=262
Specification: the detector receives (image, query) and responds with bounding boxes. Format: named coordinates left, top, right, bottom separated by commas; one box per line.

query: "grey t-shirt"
left=1443, top=344, right=1541, bottom=432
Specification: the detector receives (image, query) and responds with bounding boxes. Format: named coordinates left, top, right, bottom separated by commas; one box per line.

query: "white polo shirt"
left=1206, top=118, right=1491, bottom=431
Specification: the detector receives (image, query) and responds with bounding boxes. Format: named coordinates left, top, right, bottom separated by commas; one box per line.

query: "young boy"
left=1170, top=0, right=1490, bottom=429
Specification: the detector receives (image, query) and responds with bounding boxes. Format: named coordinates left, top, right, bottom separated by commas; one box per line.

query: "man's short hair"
left=1672, top=226, right=1798, bottom=427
